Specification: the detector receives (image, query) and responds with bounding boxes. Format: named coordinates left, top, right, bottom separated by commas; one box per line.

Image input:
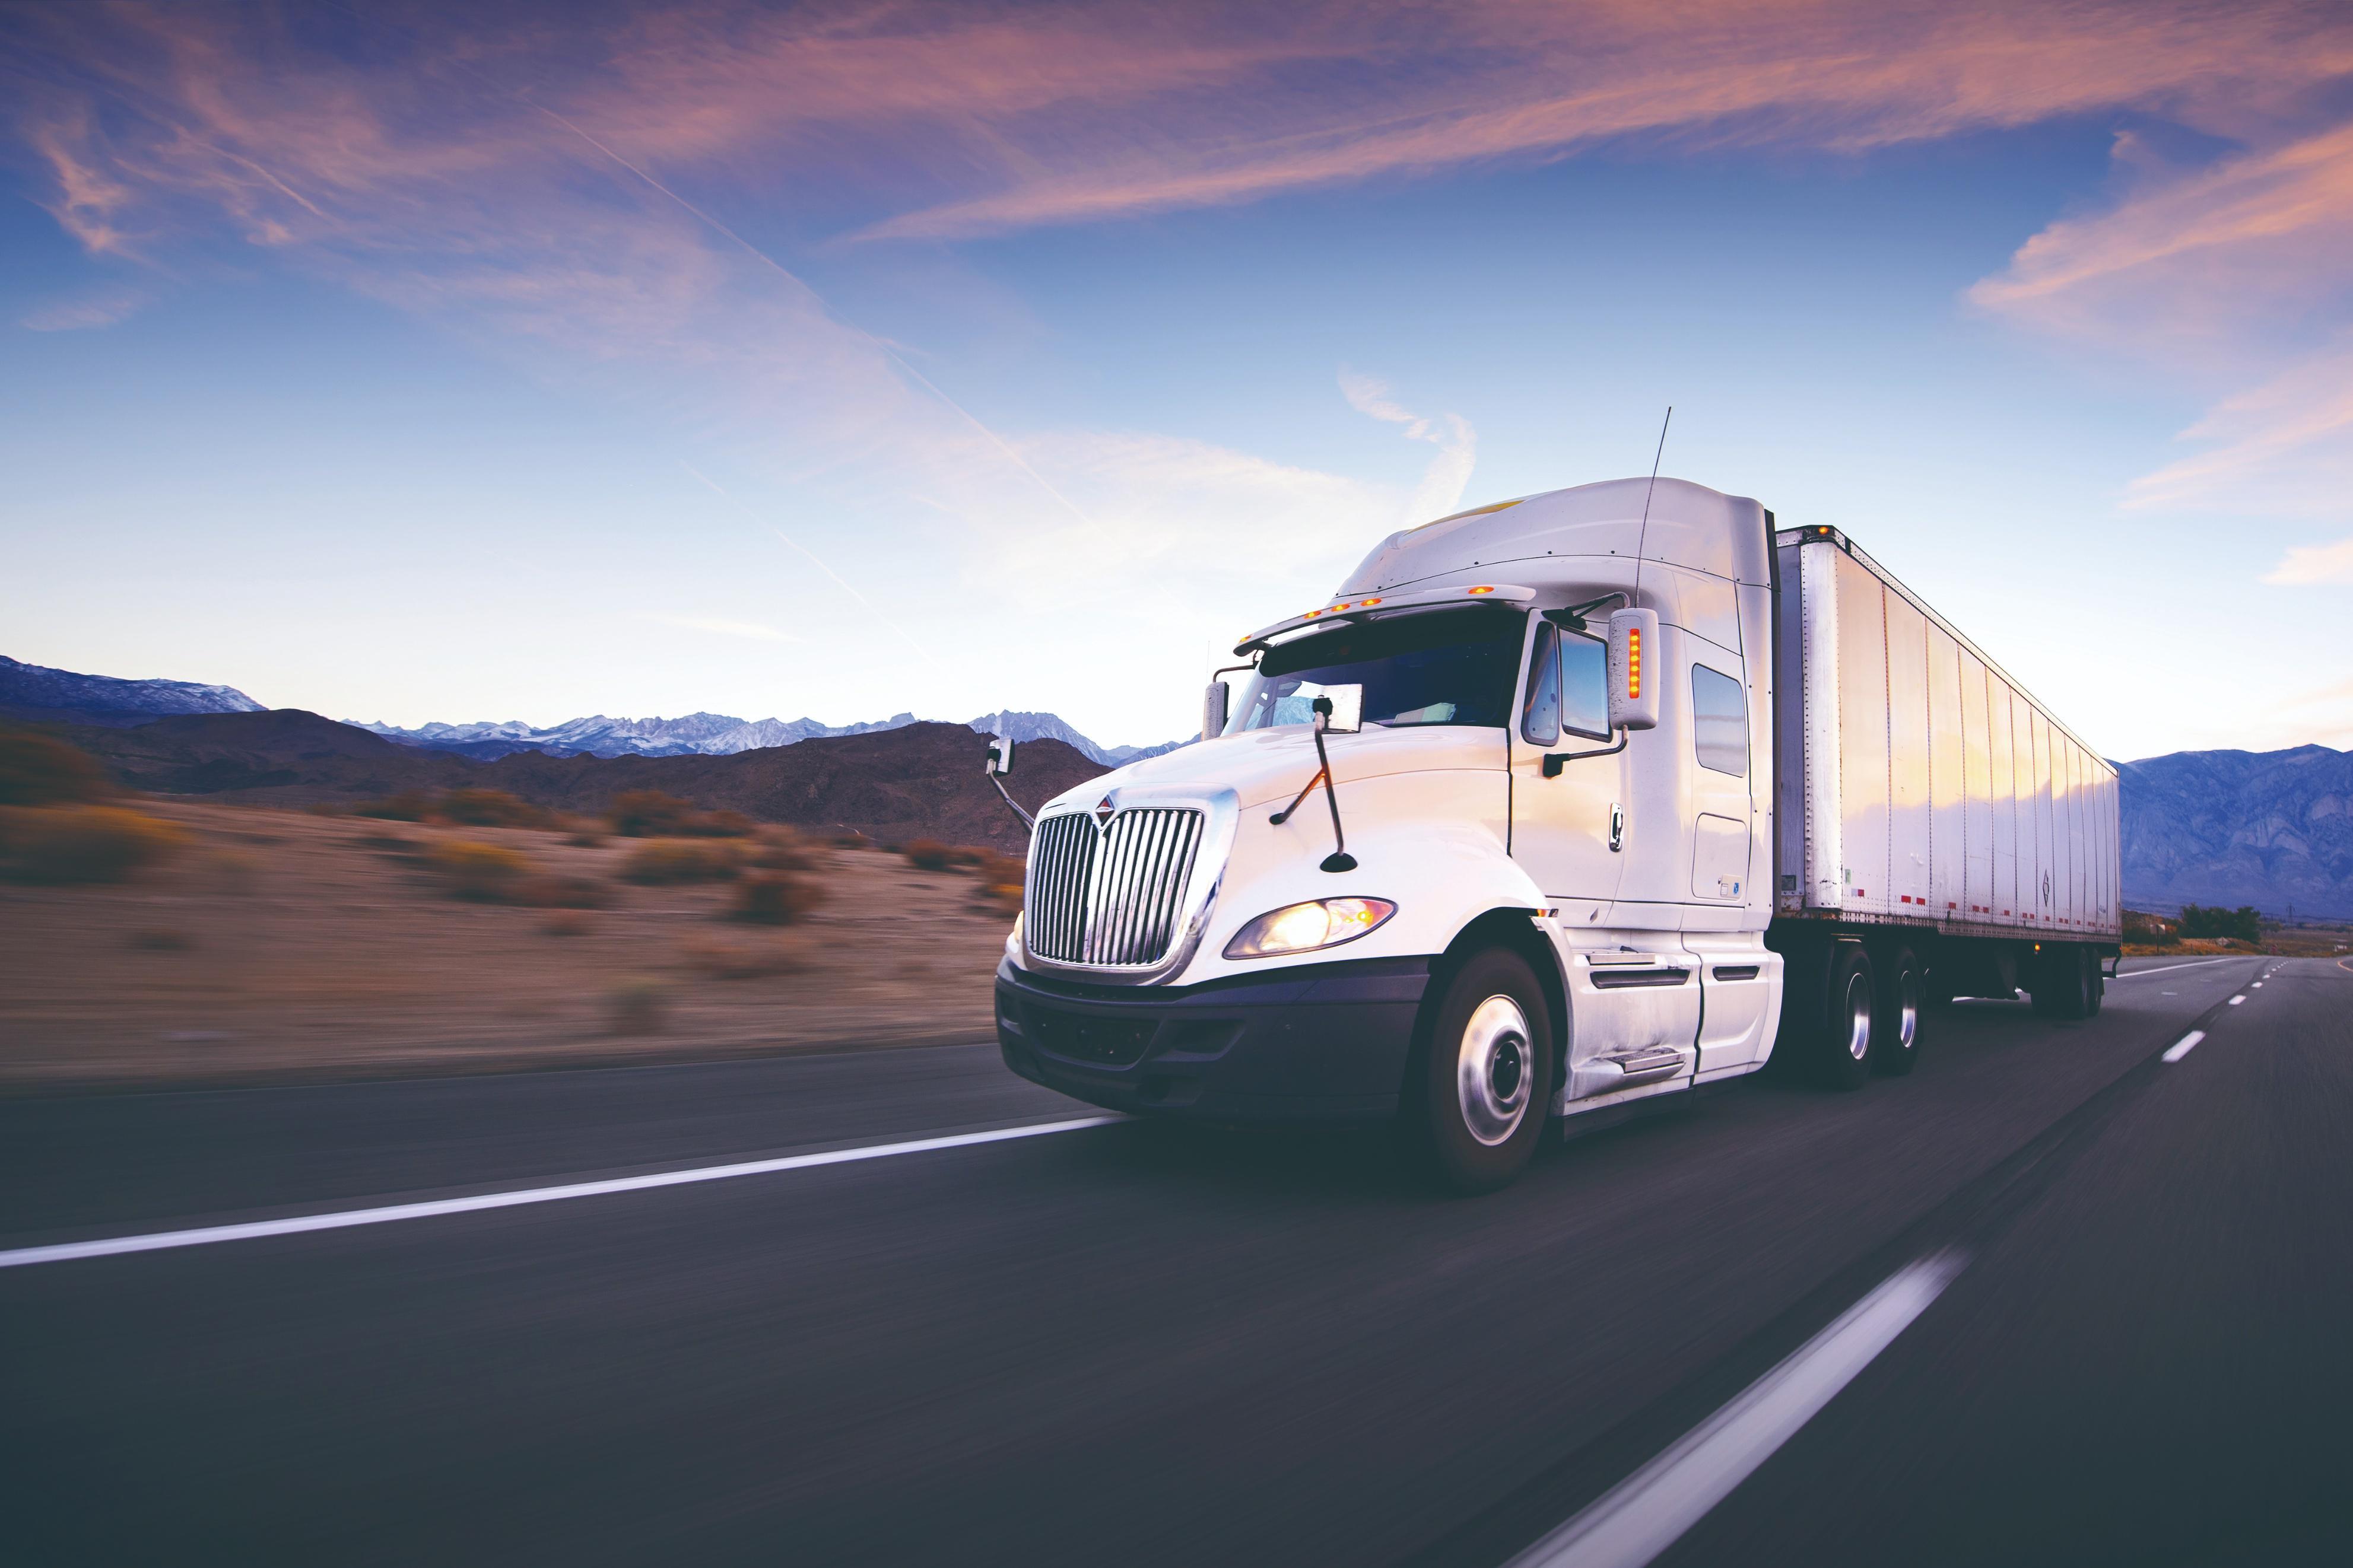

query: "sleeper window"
left=1691, top=664, right=1747, bottom=776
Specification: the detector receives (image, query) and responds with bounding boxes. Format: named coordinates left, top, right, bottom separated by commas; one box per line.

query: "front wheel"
left=1792, top=944, right=1876, bottom=1090
left=1402, top=949, right=1556, bottom=1195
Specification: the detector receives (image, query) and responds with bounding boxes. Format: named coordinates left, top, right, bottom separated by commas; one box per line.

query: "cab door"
left=1509, top=614, right=1626, bottom=923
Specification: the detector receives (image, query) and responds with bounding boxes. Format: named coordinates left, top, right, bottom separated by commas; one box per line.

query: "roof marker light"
left=1467, top=586, right=1495, bottom=596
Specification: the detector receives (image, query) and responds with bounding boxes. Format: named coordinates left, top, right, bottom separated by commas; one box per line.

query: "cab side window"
left=1692, top=663, right=1747, bottom=775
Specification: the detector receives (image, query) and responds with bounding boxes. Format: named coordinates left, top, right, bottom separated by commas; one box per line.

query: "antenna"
left=1633, top=405, right=1673, bottom=591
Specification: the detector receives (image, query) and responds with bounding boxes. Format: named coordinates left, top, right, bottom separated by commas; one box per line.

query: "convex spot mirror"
left=1308, top=682, right=1363, bottom=733
left=983, top=737, right=1015, bottom=775
left=1607, top=608, right=1660, bottom=731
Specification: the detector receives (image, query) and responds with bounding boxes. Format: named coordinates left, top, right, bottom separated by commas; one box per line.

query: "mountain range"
left=1, top=654, right=1181, bottom=768
left=5, top=652, right=2348, bottom=917
left=353, top=706, right=1182, bottom=767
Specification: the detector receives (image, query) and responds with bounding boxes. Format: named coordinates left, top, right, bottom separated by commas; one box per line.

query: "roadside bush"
left=969, top=850, right=1025, bottom=915
left=425, top=838, right=531, bottom=901
left=2179, top=904, right=2262, bottom=943
left=0, top=729, right=110, bottom=809
left=831, top=830, right=872, bottom=850
left=731, top=871, right=827, bottom=925
left=0, top=804, right=188, bottom=884
left=697, top=808, right=755, bottom=838
left=0, top=729, right=112, bottom=806
left=356, top=788, right=437, bottom=822
left=621, top=838, right=740, bottom=885
left=511, top=872, right=608, bottom=909
left=747, top=826, right=816, bottom=872
left=605, top=977, right=669, bottom=1034
left=904, top=839, right=955, bottom=871
left=438, top=788, right=550, bottom=829
left=2122, top=909, right=2179, bottom=946
left=608, top=789, right=700, bottom=837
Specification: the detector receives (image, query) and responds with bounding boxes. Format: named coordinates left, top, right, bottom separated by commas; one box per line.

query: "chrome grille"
left=1027, top=807, right=1206, bottom=969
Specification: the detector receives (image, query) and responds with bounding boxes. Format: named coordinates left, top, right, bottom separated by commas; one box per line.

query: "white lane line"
left=0, top=1116, right=1122, bottom=1271
left=2110, top=959, right=2238, bottom=979
left=2252, top=982, right=2263, bottom=988
left=2229, top=995, right=2246, bottom=1006
left=2163, top=1031, right=2206, bottom=1064
left=1506, top=1250, right=1968, bottom=1568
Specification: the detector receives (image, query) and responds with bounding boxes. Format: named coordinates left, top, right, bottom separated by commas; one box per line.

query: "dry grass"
left=732, top=872, right=826, bottom=925
left=0, top=800, right=1021, bottom=1093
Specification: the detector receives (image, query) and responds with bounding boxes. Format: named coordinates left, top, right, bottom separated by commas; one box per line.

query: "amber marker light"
left=1466, top=585, right=1494, bottom=595
left=1626, top=626, right=1643, bottom=699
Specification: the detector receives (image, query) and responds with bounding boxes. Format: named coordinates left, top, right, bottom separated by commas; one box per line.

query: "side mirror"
left=984, top=737, right=1015, bottom=775
left=1202, top=679, right=1230, bottom=742
left=1607, top=608, right=1660, bottom=731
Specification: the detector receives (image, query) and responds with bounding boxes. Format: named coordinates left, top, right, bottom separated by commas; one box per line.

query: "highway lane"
left=2, top=953, right=2328, bottom=1565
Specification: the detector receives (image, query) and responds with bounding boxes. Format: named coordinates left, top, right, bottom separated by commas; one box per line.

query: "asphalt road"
left=3, top=953, right=2347, bottom=1566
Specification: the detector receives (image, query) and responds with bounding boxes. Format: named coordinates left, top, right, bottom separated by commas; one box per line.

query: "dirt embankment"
left=0, top=801, right=1023, bottom=1096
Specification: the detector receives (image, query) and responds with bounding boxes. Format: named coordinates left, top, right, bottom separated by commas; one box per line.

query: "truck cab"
left=992, top=476, right=1783, bottom=1191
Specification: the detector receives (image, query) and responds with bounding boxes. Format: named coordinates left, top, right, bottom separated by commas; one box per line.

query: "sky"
left=2, top=0, right=2350, bottom=760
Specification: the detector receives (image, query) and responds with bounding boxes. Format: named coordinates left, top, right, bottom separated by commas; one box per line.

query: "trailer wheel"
left=1402, top=949, right=1556, bottom=1195
left=1874, top=946, right=1923, bottom=1077
left=2032, top=944, right=2096, bottom=1020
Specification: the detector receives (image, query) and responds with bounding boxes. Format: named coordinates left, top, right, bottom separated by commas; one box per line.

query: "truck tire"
left=1805, top=944, right=1877, bottom=1090
left=2031, top=944, right=2095, bottom=1020
left=1874, top=945, right=1924, bottom=1077
left=1402, top=949, right=1556, bottom=1195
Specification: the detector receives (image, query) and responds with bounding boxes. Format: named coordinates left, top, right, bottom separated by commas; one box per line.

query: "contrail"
left=679, top=463, right=948, bottom=673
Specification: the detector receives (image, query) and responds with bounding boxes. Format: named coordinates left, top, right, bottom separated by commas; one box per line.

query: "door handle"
left=1609, top=803, right=1624, bottom=853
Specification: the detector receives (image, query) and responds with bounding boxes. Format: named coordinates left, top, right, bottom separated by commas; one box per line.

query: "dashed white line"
left=1505, top=1251, right=1968, bottom=1568
left=2110, top=959, right=2238, bottom=980
left=2229, top=995, right=2246, bottom=1006
left=2163, top=1031, right=2206, bottom=1064
left=0, top=1116, right=1123, bottom=1271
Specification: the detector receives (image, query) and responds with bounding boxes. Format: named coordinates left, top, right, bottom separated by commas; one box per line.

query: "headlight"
left=1223, top=897, right=1396, bottom=959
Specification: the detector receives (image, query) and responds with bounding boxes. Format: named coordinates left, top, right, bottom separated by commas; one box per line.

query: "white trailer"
left=989, top=478, right=2120, bottom=1191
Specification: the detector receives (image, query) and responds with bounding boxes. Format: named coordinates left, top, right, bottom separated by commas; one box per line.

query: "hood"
left=1044, top=724, right=1508, bottom=816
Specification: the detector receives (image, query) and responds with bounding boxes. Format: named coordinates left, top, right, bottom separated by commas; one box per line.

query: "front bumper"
left=995, top=954, right=1431, bottom=1122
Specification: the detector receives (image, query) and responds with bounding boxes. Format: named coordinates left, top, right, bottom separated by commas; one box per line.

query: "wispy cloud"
left=640, top=613, right=801, bottom=643
left=19, top=285, right=149, bottom=332
left=2263, top=538, right=2353, bottom=587
left=1339, top=369, right=1476, bottom=527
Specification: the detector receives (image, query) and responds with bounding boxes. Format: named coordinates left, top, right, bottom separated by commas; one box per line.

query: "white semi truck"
left=988, top=477, right=2121, bottom=1191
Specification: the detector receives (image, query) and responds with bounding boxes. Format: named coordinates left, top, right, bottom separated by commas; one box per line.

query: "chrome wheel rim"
left=1897, top=970, right=1920, bottom=1051
left=1844, top=971, right=1873, bottom=1061
left=1457, top=995, right=1533, bottom=1146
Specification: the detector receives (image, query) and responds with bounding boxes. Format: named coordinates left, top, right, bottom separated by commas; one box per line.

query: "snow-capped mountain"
left=356, top=708, right=1186, bottom=766
left=967, top=710, right=1186, bottom=766
left=0, top=653, right=266, bottom=727
left=353, top=711, right=922, bottom=760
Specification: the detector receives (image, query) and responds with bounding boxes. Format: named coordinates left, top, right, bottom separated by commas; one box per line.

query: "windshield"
left=1226, top=607, right=1525, bottom=733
